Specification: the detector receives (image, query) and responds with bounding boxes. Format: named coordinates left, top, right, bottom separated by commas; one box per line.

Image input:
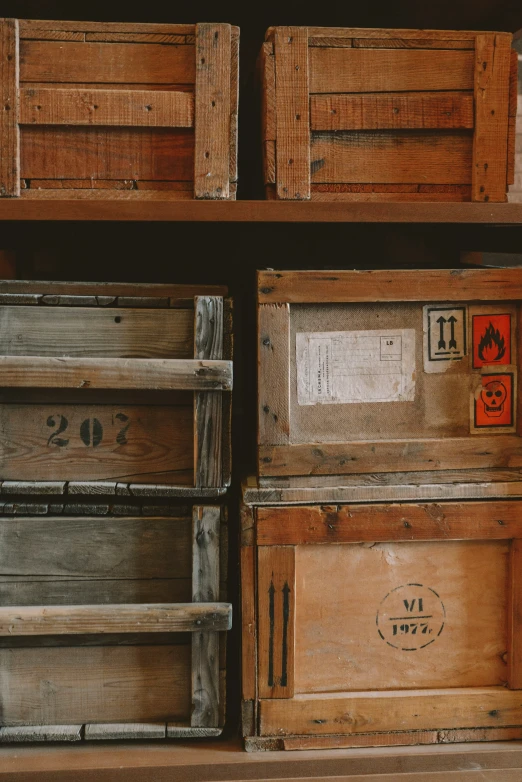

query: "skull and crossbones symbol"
left=480, top=380, right=507, bottom=417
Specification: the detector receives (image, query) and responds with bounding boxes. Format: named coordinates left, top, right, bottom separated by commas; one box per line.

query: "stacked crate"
left=242, top=268, right=522, bottom=750
left=0, top=281, right=233, bottom=741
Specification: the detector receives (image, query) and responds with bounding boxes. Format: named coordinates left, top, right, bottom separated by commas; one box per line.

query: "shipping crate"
left=0, top=19, right=238, bottom=199
left=0, top=281, right=232, bottom=496
left=0, top=499, right=230, bottom=742
left=259, top=26, right=517, bottom=202
left=258, top=268, right=522, bottom=480
left=241, top=477, right=522, bottom=751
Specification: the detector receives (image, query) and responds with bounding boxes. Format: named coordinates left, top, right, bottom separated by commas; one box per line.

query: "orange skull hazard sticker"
left=472, top=314, right=511, bottom=368
left=474, top=372, right=514, bottom=429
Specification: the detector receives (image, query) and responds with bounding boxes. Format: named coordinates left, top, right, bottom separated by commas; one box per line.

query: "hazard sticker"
left=423, top=305, right=467, bottom=373
left=472, top=314, right=511, bottom=369
left=473, top=372, right=514, bottom=429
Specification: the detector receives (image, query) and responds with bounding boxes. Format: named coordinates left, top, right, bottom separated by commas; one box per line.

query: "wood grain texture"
left=19, top=20, right=195, bottom=35
left=194, top=297, right=224, bottom=488
left=259, top=687, right=522, bottom=736
left=274, top=27, right=310, bottom=200
left=508, top=538, right=522, bottom=688
left=257, top=546, right=295, bottom=699
left=260, top=42, right=276, bottom=142
left=229, top=27, right=239, bottom=184
left=258, top=304, right=290, bottom=446
left=20, top=88, right=194, bottom=128
left=0, top=644, right=191, bottom=725
left=0, top=404, right=194, bottom=483
left=84, top=723, right=166, bottom=740
left=0, top=356, right=232, bottom=390
left=352, top=38, right=475, bottom=50
left=241, top=546, right=257, bottom=700
left=257, top=268, right=522, bottom=303
left=266, top=27, right=483, bottom=42
left=310, top=93, right=474, bottom=131
left=85, top=33, right=187, bottom=44
left=472, top=34, right=511, bottom=202
left=0, top=19, right=20, bottom=197
left=309, top=48, right=474, bottom=93
left=0, top=726, right=82, bottom=742
left=310, top=131, right=472, bottom=185
left=0, top=579, right=192, bottom=607
left=0, top=602, right=231, bottom=636
left=194, top=24, right=231, bottom=199
left=19, top=41, right=195, bottom=84
left=191, top=506, right=221, bottom=727
left=259, top=437, right=522, bottom=477
left=166, top=725, right=222, bottom=737
left=21, top=30, right=86, bottom=41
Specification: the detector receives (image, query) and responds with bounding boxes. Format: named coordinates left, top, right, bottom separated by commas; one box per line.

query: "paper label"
left=296, top=329, right=416, bottom=405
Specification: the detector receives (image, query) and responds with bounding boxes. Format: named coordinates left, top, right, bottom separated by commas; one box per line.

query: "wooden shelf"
left=1, top=197, right=522, bottom=223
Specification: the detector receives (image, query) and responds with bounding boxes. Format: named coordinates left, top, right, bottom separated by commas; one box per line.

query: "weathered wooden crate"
left=0, top=499, right=230, bottom=742
left=258, top=268, right=522, bottom=480
left=0, top=19, right=238, bottom=199
left=259, top=26, right=517, bottom=202
left=241, top=476, right=522, bottom=751
left=0, top=281, right=232, bottom=496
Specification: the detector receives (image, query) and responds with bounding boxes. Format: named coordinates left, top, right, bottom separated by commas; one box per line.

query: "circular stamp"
left=376, top=583, right=445, bottom=651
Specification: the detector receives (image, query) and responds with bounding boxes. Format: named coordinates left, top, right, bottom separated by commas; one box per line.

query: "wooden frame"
left=0, top=19, right=238, bottom=200
left=258, top=268, right=522, bottom=479
left=259, top=26, right=517, bottom=202
left=241, top=483, right=522, bottom=751
left=0, top=281, right=232, bottom=496
left=0, top=502, right=230, bottom=742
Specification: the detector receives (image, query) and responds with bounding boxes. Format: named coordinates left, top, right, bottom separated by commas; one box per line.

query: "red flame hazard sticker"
left=472, top=314, right=511, bottom=368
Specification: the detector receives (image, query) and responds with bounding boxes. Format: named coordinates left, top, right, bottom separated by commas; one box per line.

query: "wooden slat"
left=85, top=723, right=166, bottom=740
left=274, top=27, right=310, bottom=200
left=256, top=501, right=522, bottom=545
left=20, top=88, right=194, bottom=128
left=257, top=546, right=295, bottom=699
left=0, top=726, right=82, bottom=742
left=194, top=297, right=224, bottom=488
left=258, top=304, right=291, bottom=446
left=191, top=506, right=221, bottom=727
left=259, top=437, right=522, bottom=477
left=0, top=356, right=232, bottom=390
left=509, top=538, right=522, bottom=688
left=167, top=725, right=221, bottom=737
left=20, top=127, right=194, bottom=182
left=19, top=20, right=195, bottom=35
left=260, top=42, right=276, bottom=142
left=257, top=268, right=522, bottom=303
left=194, top=23, right=231, bottom=199
left=229, top=27, right=239, bottom=184
left=268, top=26, right=482, bottom=41
left=310, top=92, right=474, bottom=131
left=20, top=30, right=86, bottom=41
left=0, top=19, right=20, bottom=197
left=310, top=131, right=472, bottom=185
left=0, top=579, right=192, bottom=607
left=241, top=545, right=257, bottom=700
left=20, top=41, right=195, bottom=84
left=472, top=34, right=512, bottom=202
left=309, top=48, right=474, bottom=93
left=85, top=33, right=187, bottom=44
left=0, top=602, right=231, bottom=636
left=0, top=281, right=225, bottom=297
left=260, top=688, right=522, bottom=736
left=352, top=38, right=475, bottom=50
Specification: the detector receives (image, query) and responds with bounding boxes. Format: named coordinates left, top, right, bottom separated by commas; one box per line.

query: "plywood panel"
left=294, top=541, right=508, bottom=693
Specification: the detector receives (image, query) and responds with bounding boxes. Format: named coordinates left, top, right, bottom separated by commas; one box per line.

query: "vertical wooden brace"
left=229, top=26, right=239, bottom=185
left=194, top=23, right=231, bottom=199
left=194, top=296, right=224, bottom=488
left=508, top=538, right=522, bottom=689
left=0, top=19, right=20, bottom=197
left=274, top=27, right=310, bottom=200
left=507, top=48, right=518, bottom=186
left=472, top=33, right=511, bottom=202
left=257, top=545, right=295, bottom=698
left=241, top=542, right=257, bottom=702
left=258, top=303, right=291, bottom=454
left=191, top=505, right=221, bottom=727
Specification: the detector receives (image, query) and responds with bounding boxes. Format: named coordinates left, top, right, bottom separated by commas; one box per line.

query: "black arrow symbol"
left=437, top=317, right=447, bottom=349
left=448, top=316, right=458, bottom=349
left=268, top=580, right=275, bottom=687
left=281, top=582, right=291, bottom=687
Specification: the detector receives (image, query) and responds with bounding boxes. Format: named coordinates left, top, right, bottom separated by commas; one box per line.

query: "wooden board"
left=0, top=19, right=20, bottom=197
left=258, top=303, right=290, bottom=446
left=0, top=578, right=192, bottom=606
left=195, top=297, right=224, bottom=488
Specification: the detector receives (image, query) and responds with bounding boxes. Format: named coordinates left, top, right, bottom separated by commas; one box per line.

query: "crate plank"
left=229, top=27, right=239, bottom=184
left=508, top=538, right=522, bottom=688
left=85, top=32, right=187, bottom=44
left=20, top=88, right=194, bottom=128
left=310, top=92, right=474, bottom=131
left=195, top=297, right=224, bottom=488
left=19, top=41, right=195, bottom=84
left=310, top=131, right=472, bottom=185
left=19, top=20, right=196, bottom=35
left=0, top=645, right=191, bottom=725
left=0, top=306, right=193, bottom=357
left=241, top=546, right=257, bottom=701
left=21, top=30, right=86, bottom=41
left=85, top=723, right=166, bottom=740
left=352, top=37, right=475, bottom=49
left=258, top=304, right=290, bottom=446
left=274, top=27, right=310, bottom=200
left=0, top=281, right=226, bottom=297
left=194, top=24, right=231, bottom=198
left=309, top=48, right=474, bottom=94
left=0, top=725, right=82, bottom=742
left=0, top=578, right=192, bottom=606
left=0, top=19, right=20, bottom=197
left=472, top=34, right=512, bottom=202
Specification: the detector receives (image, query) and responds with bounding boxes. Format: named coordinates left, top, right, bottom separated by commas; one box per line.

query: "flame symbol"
left=478, top=322, right=506, bottom=363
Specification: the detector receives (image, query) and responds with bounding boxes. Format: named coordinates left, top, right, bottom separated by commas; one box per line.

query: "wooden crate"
left=241, top=476, right=522, bottom=751
left=258, top=268, right=522, bottom=480
left=0, top=499, right=230, bottom=742
left=0, top=19, right=239, bottom=199
left=259, top=26, right=517, bottom=202
left=0, top=281, right=232, bottom=496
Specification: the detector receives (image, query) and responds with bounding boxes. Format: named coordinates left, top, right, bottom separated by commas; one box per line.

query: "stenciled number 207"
left=46, top=413, right=131, bottom=448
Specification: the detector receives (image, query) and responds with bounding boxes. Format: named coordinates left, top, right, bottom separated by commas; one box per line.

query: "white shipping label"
left=296, top=329, right=416, bottom=405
